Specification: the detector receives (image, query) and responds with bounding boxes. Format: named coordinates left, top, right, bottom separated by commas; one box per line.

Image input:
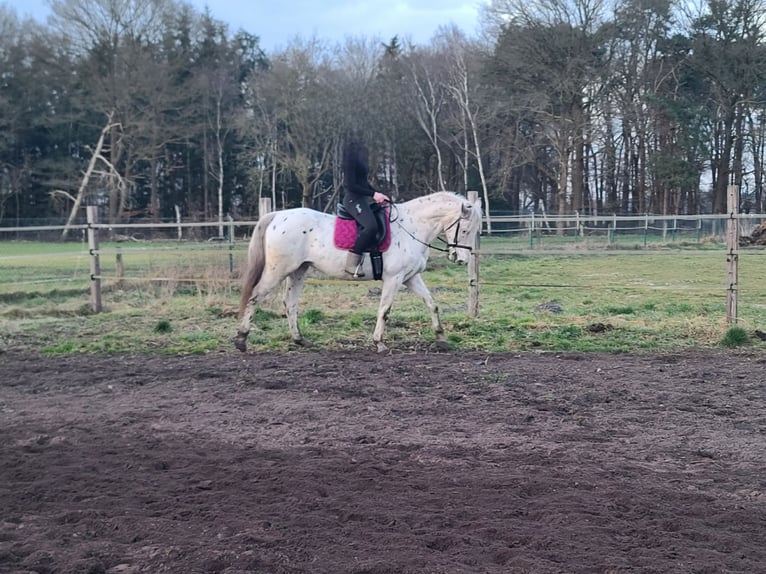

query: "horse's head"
left=447, top=198, right=483, bottom=264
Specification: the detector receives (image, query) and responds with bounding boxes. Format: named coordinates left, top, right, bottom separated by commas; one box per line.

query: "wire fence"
left=1, top=212, right=764, bottom=319
left=3, top=211, right=762, bottom=242
left=484, top=212, right=765, bottom=249
left=3, top=211, right=764, bottom=243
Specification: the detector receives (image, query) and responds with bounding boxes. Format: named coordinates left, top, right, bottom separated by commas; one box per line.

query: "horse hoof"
left=234, top=336, right=248, bottom=353
left=375, top=342, right=388, bottom=353
left=294, top=338, right=314, bottom=348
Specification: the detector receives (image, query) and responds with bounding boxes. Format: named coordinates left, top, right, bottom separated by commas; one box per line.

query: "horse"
left=234, top=191, right=482, bottom=353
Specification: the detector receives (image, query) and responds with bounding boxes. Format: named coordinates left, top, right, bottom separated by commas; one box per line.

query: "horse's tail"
left=238, top=211, right=277, bottom=318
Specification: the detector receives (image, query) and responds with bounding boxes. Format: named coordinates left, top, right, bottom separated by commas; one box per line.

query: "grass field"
left=2, top=237, right=765, bottom=354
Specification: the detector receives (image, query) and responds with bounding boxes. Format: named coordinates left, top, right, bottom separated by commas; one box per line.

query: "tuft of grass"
left=252, top=307, right=281, bottom=321
left=165, top=333, right=221, bottom=355
left=667, top=302, right=693, bottom=314
left=302, top=308, right=325, bottom=325
left=154, top=320, right=173, bottom=333
left=605, top=306, right=636, bottom=315
left=721, top=326, right=749, bottom=347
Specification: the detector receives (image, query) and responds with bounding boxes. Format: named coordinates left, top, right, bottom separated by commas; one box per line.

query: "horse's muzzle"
left=449, top=248, right=469, bottom=264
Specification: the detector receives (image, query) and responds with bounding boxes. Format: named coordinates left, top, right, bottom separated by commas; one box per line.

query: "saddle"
left=333, top=202, right=392, bottom=253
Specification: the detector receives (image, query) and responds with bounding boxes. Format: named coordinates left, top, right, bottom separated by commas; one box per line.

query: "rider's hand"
left=373, top=191, right=390, bottom=204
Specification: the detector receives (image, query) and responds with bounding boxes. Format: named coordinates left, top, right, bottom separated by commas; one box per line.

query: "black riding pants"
left=342, top=193, right=378, bottom=254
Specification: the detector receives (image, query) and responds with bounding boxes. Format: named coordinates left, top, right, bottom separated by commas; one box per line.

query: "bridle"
left=437, top=216, right=476, bottom=252
left=388, top=202, right=475, bottom=253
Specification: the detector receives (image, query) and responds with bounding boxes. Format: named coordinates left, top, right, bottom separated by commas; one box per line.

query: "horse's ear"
left=461, top=202, right=473, bottom=218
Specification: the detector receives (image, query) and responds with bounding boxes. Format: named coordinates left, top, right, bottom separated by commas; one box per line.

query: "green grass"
left=721, top=326, right=750, bottom=347
left=3, top=239, right=766, bottom=355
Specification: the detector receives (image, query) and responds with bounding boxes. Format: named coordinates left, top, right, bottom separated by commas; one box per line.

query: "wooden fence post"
left=227, top=215, right=235, bottom=275
left=115, top=249, right=124, bottom=288
left=259, top=197, right=273, bottom=220
left=86, top=205, right=102, bottom=313
left=726, top=185, right=739, bottom=324
left=175, top=204, right=183, bottom=240
left=468, top=191, right=480, bottom=318
left=643, top=213, right=649, bottom=247
left=576, top=211, right=581, bottom=239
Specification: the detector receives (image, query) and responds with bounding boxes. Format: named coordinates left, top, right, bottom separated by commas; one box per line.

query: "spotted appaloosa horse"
left=235, top=191, right=482, bottom=353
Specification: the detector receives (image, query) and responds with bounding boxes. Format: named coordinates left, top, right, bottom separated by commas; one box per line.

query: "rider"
left=341, top=137, right=390, bottom=278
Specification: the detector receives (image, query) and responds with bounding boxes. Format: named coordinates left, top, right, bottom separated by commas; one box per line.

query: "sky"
left=11, top=0, right=486, bottom=52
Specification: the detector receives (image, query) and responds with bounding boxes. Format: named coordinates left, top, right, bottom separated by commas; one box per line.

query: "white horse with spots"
left=235, top=191, right=482, bottom=352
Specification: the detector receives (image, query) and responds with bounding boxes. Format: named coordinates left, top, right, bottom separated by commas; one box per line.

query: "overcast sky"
left=11, top=0, right=486, bottom=52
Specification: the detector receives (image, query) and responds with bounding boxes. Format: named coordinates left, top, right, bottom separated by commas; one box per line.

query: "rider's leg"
left=342, top=194, right=377, bottom=278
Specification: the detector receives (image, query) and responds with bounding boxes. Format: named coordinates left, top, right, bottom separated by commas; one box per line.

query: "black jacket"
left=342, top=140, right=376, bottom=198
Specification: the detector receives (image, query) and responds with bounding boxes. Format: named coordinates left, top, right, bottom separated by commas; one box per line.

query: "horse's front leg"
left=373, top=276, right=403, bottom=353
left=404, top=273, right=448, bottom=350
left=284, top=266, right=312, bottom=347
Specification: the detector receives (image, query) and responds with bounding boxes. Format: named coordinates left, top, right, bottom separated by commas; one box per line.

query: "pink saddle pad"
left=333, top=208, right=391, bottom=252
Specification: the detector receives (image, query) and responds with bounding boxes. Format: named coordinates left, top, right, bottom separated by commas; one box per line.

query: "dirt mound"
left=739, top=221, right=766, bottom=246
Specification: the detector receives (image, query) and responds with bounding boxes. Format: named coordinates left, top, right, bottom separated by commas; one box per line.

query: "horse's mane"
left=403, top=191, right=464, bottom=204
left=400, top=191, right=481, bottom=219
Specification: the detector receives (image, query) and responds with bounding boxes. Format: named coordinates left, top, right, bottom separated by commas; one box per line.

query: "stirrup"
left=345, top=265, right=365, bottom=279
left=344, top=252, right=365, bottom=278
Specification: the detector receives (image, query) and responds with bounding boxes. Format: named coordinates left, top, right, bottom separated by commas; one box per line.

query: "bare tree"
left=485, top=0, right=611, bottom=223
left=684, top=0, right=766, bottom=213
left=403, top=47, right=451, bottom=191
left=61, top=112, right=122, bottom=237
left=435, top=25, right=494, bottom=231
left=49, top=0, right=181, bottom=222
left=253, top=38, right=342, bottom=209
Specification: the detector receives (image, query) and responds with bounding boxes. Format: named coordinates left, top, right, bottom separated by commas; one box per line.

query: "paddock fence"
left=3, top=209, right=762, bottom=246
left=1, top=197, right=764, bottom=324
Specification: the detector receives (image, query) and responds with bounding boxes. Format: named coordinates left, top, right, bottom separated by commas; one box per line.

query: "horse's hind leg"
left=284, top=265, right=312, bottom=347
left=235, top=273, right=284, bottom=352
left=404, top=274, right=448, bottom=350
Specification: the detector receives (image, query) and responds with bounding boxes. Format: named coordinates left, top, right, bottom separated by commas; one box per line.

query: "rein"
left=388, top=202, right=474, bottom=253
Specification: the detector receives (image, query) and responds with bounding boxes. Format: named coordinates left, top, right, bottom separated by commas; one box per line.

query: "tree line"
left=2, top=0, right=766, bottom=229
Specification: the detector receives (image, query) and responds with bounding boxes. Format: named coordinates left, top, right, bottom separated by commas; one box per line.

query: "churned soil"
left=1, top=348, right=765, bottom=574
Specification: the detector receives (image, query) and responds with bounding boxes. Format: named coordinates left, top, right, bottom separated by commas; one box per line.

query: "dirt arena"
left=1, top=348, right=765, bottom=574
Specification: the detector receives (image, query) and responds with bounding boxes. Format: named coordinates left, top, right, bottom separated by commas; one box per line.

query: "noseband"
left=441, top=217, right=475, bottom=252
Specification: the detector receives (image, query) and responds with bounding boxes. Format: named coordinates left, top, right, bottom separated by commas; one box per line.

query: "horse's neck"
left=405, top=194, right=458, bottom=241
